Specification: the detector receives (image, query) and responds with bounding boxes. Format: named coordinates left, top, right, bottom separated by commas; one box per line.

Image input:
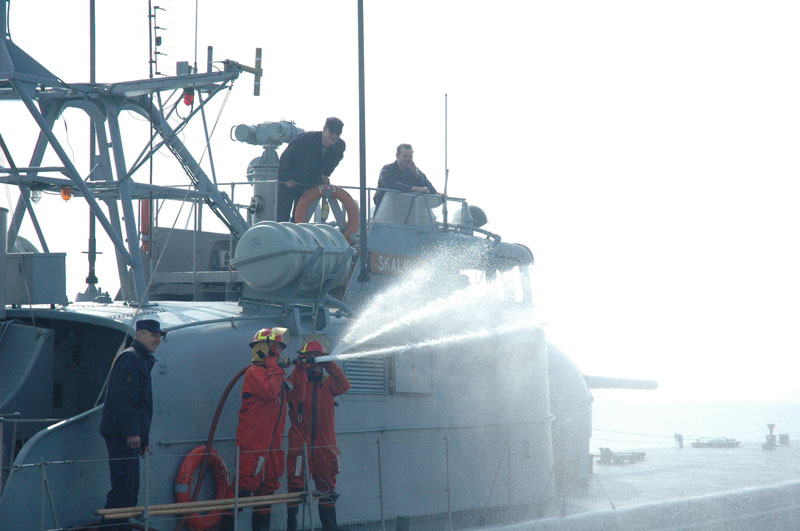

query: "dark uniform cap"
left=136, top=319, right=166, bottom=336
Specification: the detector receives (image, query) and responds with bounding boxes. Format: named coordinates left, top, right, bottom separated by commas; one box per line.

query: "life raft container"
left=293, top=185, right=359, bottom=242
left=174, top=446, right=231, bottom=530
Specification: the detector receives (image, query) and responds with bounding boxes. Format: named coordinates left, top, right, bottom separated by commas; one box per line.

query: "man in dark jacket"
left=99, top=319, right=164, bottom=529
left=277, top=117, right=346, bottom=222
left=374, top=143, right=437, bottom=207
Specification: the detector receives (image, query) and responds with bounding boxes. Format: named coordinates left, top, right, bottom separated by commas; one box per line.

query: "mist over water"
left=330, top=250, right=543, bottom=361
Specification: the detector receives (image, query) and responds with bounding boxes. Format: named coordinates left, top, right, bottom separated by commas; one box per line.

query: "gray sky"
left=3, top=1, right=800, bottom=401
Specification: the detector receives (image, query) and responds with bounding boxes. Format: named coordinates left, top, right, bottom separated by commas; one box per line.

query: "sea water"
left=591, top=398, right=800, bottom=452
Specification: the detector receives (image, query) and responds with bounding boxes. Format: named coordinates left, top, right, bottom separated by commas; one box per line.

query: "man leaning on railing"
left=373, top=143, right=437, bottom=208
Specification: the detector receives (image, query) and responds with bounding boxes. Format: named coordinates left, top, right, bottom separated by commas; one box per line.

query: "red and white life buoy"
left=293, top=185, right=359, bottom=242
left=174, top=446, right=231, bottom=530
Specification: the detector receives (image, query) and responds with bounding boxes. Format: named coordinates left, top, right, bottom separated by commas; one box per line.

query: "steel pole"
left=356, top=0, right=369, bottom=283
left=85, top=0, right=99, bottom=296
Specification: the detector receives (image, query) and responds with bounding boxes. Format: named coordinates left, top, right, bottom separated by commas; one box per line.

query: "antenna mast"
left=76, top=0, right=105, bottom=301
left=443, top=93, right=449, bottom=228
left=445, top=93, right=449, bottom=195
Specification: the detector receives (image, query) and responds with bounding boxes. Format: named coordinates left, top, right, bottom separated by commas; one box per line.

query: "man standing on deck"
left=374, top=143, right=437, bottom=207
left=219, top=327, right=305, bottom=531
left=99, top=319, right=165, bottom=530
left=277, top=117, right=346, bottom=222
left=286, top=337, right=351, bottom=531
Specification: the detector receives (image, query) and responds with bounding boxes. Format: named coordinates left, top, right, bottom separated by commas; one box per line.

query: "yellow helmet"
left=249, top=327, right=288, bottom=348
left=250, top=327, right=289, bottom=362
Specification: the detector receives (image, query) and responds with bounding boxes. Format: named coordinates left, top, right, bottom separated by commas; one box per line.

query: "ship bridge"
left=342, top=189, right=534, bottom=311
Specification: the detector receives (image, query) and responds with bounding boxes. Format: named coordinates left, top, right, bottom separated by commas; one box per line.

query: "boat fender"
left=175, top=445, right=231, bottom=530
left=294, top=185, right=359, bottom=242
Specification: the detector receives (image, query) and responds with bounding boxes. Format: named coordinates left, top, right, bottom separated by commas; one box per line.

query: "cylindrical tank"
left=231, top=222, right=351, bottom=293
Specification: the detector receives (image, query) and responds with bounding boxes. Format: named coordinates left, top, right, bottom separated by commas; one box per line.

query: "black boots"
left=251, top=511, right=271, bottom=531
left=218, top=513, right=235, bottom=531
left=318, top=505, right=349, bottom=531
left=286, top=504, right=299, bottom=531
left=218, top=510, right=270, bottom=530
left=218, top=513, right=234, bottom=531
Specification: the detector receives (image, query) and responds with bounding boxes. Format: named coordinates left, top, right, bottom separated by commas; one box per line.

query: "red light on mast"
left=182, top=87, right=194, bottom=106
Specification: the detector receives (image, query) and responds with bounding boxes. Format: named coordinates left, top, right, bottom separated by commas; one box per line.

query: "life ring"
left=174, top=446, right=231, bottom=530
left=294, top=185, right=360, bottom=242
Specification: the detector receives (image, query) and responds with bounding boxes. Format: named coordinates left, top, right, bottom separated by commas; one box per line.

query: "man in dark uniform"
left=374, top=143, right=437, bottom=207
left=99, top=319, right=165, bottom=530
left=277, top=117, right=346, bottom=222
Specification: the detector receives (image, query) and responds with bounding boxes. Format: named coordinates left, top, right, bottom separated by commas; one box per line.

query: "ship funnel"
left=231, top=222, right=353, bottom=299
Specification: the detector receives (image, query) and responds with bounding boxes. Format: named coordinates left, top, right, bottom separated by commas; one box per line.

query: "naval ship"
left=2, top=2, right=799, bottom=530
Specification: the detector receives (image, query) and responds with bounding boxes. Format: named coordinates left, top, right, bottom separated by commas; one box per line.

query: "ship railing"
left=220, top=179, right=470, bottom=229
left=6, top=417, right=558, bottom=530
left=0, top=413, right=64, bottom=496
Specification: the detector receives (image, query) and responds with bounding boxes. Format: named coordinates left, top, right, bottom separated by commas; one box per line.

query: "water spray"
left=342, top=279, right=505, bottom=350
left=315, top=317, right=542, bottom=364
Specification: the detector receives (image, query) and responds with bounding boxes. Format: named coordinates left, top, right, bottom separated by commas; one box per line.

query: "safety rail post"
left=444, top=435, right=453, bottom=530
left=1, top=207, right=7, bottom=320
left=507, top=430, right=512, bottom=509
left=302, top=443, right=312, bottom=530
left=234, top=446, right=241, bottom=528
left=377, top=435, right=386, bottom=531
left=40, top=459, right=44, bottom=531
left=39, top=458, right=59, bottom=531
left=143, top=449, right=150, bottom=530
left=0, top=417, right=4, bottom=496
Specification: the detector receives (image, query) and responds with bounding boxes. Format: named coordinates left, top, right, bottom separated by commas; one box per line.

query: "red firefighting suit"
left=286, top=361, right=350, bottom=506
left=235, top=357, right=301, bottom=512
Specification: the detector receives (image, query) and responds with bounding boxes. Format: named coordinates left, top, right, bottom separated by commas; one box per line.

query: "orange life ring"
left=294, top=185, right=360, bottom=242
left=174, top=446, right=231, bottom=530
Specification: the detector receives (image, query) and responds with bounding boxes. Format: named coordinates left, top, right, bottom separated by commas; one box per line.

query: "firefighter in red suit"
left=286, top=337, right=350, bottom=531
left=220, top=327, right=301, bottom=531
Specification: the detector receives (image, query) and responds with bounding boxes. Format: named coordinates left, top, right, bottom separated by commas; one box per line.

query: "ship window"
left=459, top=266, right=528, bottom=304
left=431, top=198, right=469, bottom=225
left=343, top=357, right=388, bottom=395
left=373, top=192, right=439, bottom=227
